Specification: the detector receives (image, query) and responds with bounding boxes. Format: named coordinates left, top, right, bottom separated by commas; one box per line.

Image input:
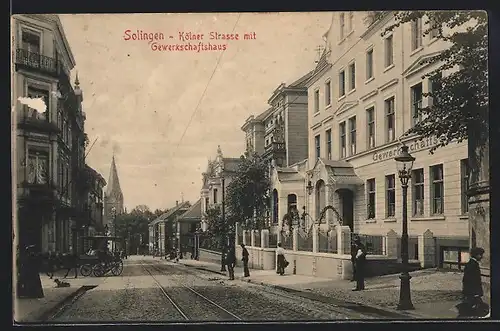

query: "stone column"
left=418, top=229, right=435, bottom=268
left=261, top=229, right=269, bottom=248
left=235, top=226, right=240, bottom=246
left=386, top=229, right=398, bottom=259
left=242, top=230, right=247, bottom=245
left=292, top=228, right=298, bottom=251
left=337, top=225, right=351, bottom=254
left=277, top=230, right=282, bottom=246
left=312, top=225, right=319, bottom=253
left=251, top=230, right=256, bottom=247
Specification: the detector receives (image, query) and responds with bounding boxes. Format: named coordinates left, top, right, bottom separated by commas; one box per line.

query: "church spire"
left=106, top=154, right=123, bottom=201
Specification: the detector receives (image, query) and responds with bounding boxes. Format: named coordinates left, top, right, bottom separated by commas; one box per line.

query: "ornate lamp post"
left=394, top=144, right=415, bottom=310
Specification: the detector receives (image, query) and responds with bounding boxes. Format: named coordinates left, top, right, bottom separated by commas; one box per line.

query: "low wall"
left=236, top=246, right=276, bottom=270
left=198, top=248, right=222, bottom=266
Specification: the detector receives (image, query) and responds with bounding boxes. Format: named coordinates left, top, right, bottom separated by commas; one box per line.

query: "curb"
left=184, top=263, right=435, bottom=320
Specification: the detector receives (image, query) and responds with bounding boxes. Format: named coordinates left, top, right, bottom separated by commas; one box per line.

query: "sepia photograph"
left=11, top=11, right=490, bottom=324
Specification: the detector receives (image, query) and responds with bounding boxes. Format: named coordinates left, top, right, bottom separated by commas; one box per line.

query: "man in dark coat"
left=457, top=247, right=489, bottom=318
left=17, top=245, right=44, bottom=298
left=225, top=246, right=236, bottom=280
left=353, top=238, right=367, bottom=291
left=350, top=237, right=359, bottom=282
left=240, top=244, right=250, bottom=277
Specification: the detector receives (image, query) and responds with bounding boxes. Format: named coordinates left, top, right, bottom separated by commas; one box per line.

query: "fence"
left=237, top=233, right=243, bottom=246
left=352, top=233, right=385, bottom=255
left=244, top=232, right=251, bottom=245
left=282, top=234, right=293, bottom=250
left=269, top=233, right=278, bottom=248
left=254, top=231, right=261, bottom=247
left=318, top=229, right=338, bottom=253
left=297, top=232, right=313, bottom=252
left=199, top=236, right=223, bottom=253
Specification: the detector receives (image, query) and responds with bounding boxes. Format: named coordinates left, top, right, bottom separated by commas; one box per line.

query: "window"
left=347, top=12, right=354, bottom=32
left=385, top=97, right=395, bottom=142
left=461, top=159, right=470, bottom=214
left=27, top=87, right=50, bottom=121
left=386, top=175, right=396, bottom=217
left=325, top=80, right=331, bottom=106
left=314, top=89, right=320, bottom=113
left=21, top=30, right=41, bottom=53
left=339, top=70, right=346, bottom=97
left=366, top=107, right=375, bottom=149
left=430, top=164, right=444, bottom=214
left=366, top=49, right=374, bottom=80
left=340, top=13, right=345, bottom=39
left=27, top=150, right=49, bottom=184
left=287, top=194, right=298, bottom=214
left=326, top=129, right=332, bottom=160
left=213, top=188, right=218, bottom=204
left=429, top=16, right=439, bottom=39
left=349, top=62, right=356, bottom=91
left=339, top=122, right=346, bottom=158
left=349, top=116, right=356, bottom=155
left=315, top=134, right=321, bottom=159
left=429, top=72, right=442, bottom=107
left=412, top=169, right=424, bottom=216
left=384, top=35, right=394, bottom=67
left=411, top=18, right=423, bottom=51
left=411, top=83, right=423, bottom=125
left=367, top=179, right=376, bottom=219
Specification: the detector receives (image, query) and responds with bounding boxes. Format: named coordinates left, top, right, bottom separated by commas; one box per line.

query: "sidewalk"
left=14, top=271, right=104, bottom=323
left=176, top=258, right=482, bottom=319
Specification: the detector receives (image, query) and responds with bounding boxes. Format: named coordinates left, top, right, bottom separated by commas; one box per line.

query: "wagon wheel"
left=111, top=260, right=123, bottom=276
left=93, top=263, right=105, bottom=277
left=80, top=264, right=93, bottom=277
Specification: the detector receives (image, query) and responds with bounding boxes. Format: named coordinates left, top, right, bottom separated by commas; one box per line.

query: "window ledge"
left=365, top=219, right=377, bottom=224
left=365, top=77, right=375, bottom=85
left=428, top=37, right=438, bottom=46
left=313, top=111, right=321, bottom=118
left=411, top=216, right=446, bottom=221
left=459, top=215, right=469, bottom=220
left=338, top=95, right=346, bottom=102
left=410, top=46, right=424, bottom=57
left=383, top=64, right=395, bottom=73
left=325, top=103, right=332, bottom=111
left=337, top=30, right=354, bottom=45
left=347, top=88, right=356, bottom=96
left=383, top=218, right=397, bottom=223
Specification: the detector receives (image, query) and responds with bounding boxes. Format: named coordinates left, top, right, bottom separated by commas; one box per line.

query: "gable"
left=403, top=51, right=442, bottom=78
left=335, top=100, right=358, bottom=116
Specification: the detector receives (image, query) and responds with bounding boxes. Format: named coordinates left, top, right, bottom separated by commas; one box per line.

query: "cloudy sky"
left=59, top=12, right=332, bottom=211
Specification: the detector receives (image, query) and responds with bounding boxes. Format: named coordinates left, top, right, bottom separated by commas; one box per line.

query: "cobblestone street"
left=37, top=257, right=379, bottom=322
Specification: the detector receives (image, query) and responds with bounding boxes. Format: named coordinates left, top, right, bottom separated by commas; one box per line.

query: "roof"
left=255, top=108, right=273, bottom=121
left=178, top=199, right=202, bottom=222
left=105, top=155, right=123, bottom=199
left=149, top=201, right=191, bottom=226
left=277, top=171, right=305, bottom=182
left=320, top=159, right=364, bottom=186
left=288, top=70, right=315, bottom=88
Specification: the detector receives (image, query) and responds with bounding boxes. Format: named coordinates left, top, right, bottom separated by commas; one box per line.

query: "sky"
left=59, top=12, right=332, bottom=211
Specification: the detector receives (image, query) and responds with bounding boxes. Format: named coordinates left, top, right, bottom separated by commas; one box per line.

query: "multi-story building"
left=80, top=165, right=106, bottom=252
left=241, top=73, right=312, bottom=230
left=305, top=11, right=470, bottom=268
left=200, top=146, right=242, bottom=231
left=12, top=14, right=88, bottom=254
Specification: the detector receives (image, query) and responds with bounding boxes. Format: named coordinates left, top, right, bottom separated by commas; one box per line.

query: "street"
left=46, top=256, right=372, bottom=322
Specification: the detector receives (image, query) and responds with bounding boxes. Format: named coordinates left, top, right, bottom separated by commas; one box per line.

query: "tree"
left=204, top=206, right=226, bottom=250
left=226, top=152, right=271, bottom=230
left=383, top=11, right=488, bottom=154
left=114, top=205, right=155, bottom=254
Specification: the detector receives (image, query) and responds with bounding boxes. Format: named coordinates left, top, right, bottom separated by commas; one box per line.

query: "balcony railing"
left=15, top=49, right=71, bottom=83
left=264, top=142, right=286, bottom=153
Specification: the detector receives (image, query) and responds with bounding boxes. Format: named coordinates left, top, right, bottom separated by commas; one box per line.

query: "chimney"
left=176, top=200, right=179, bottom=206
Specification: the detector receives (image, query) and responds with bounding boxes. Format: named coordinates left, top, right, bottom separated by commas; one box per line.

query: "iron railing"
left=244, top=232, right=251, bottom=246
left=15, top=49, right=57, bottom=75
left=297, top=232, right=313, bottom=252
left=318, top=230, right=338, bottom=253
left=281, top=234, right=293, bottom=250
left=254, top=231, right=261, bottom=247
left=352, top=233, right=385, bottom=255
left=269, top=234, right=278, bottom=248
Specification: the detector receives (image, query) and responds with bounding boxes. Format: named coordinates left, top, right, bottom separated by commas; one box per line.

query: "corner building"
left=306, top=11, right=470, bottom=268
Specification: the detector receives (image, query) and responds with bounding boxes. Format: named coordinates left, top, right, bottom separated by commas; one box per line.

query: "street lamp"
left=394, top=144, right=416, bottom=310
left=306, top=180, right=314, bottom=196
left=220, top=167, right=227, bottom=272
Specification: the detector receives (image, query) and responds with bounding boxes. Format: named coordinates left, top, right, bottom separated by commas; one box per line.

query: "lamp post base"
left=397, top=272, right=415, bottom=310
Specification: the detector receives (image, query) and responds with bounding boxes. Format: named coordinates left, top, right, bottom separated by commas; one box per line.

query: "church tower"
left=103, top=155, right=124, bottom=231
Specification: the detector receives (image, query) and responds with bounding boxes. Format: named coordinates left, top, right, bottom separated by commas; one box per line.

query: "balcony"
left=264, top=142, right=286, bottom=154
left=14, top=49, right=71, bottom=84
left=17, top=106, right=59, bottom=133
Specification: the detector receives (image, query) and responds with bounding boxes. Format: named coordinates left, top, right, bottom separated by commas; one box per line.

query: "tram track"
left=140, top=262, right=242, bottom=321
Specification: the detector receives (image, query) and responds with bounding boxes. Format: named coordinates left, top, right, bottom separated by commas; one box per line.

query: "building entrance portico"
left=336, top=188, right=354, bottom=231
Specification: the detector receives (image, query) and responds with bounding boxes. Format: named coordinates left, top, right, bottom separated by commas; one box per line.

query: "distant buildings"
left=13, top=14, right=105, bottom=254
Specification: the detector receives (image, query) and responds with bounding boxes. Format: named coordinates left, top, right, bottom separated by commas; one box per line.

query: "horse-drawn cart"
left=79, top=235, right=124, bottom=277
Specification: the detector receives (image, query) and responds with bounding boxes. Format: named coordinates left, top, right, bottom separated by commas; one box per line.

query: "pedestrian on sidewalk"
left=353, top=237, right=367, bottom=291
left=276, top=243, right=286, bottom=276
left=226, top=246, right=236, bottom=280
left=457, top=247, right=489, bottom=318
left=240, top=244, right=250, bottom=277
left=350, top=237, right=358, bottom=282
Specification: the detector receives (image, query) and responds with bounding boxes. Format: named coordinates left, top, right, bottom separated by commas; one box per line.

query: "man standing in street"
left=458, top=247, right=489, bottom=318
left=350, top=237, right=358, bottom=282
left=240, top=243, right=250, bottom=277
left=225, top=245, right=236, bottom=280
left=353, top=237, right=367, bottom=291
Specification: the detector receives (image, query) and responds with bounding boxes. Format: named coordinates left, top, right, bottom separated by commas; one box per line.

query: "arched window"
left=315, top=180, right=326, bottom=219
left=287, top=194, right=297, bottom=214
left=272, top=189, right=279, bottom=223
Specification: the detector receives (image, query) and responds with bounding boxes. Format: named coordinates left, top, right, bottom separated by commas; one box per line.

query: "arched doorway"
left=336, top=188, right=354, bottom=231
left=272, top=189, right=279, bottom=224
left=287, top=194, right=297, bottom=214
left=315, top=180, right=326, bottom=219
